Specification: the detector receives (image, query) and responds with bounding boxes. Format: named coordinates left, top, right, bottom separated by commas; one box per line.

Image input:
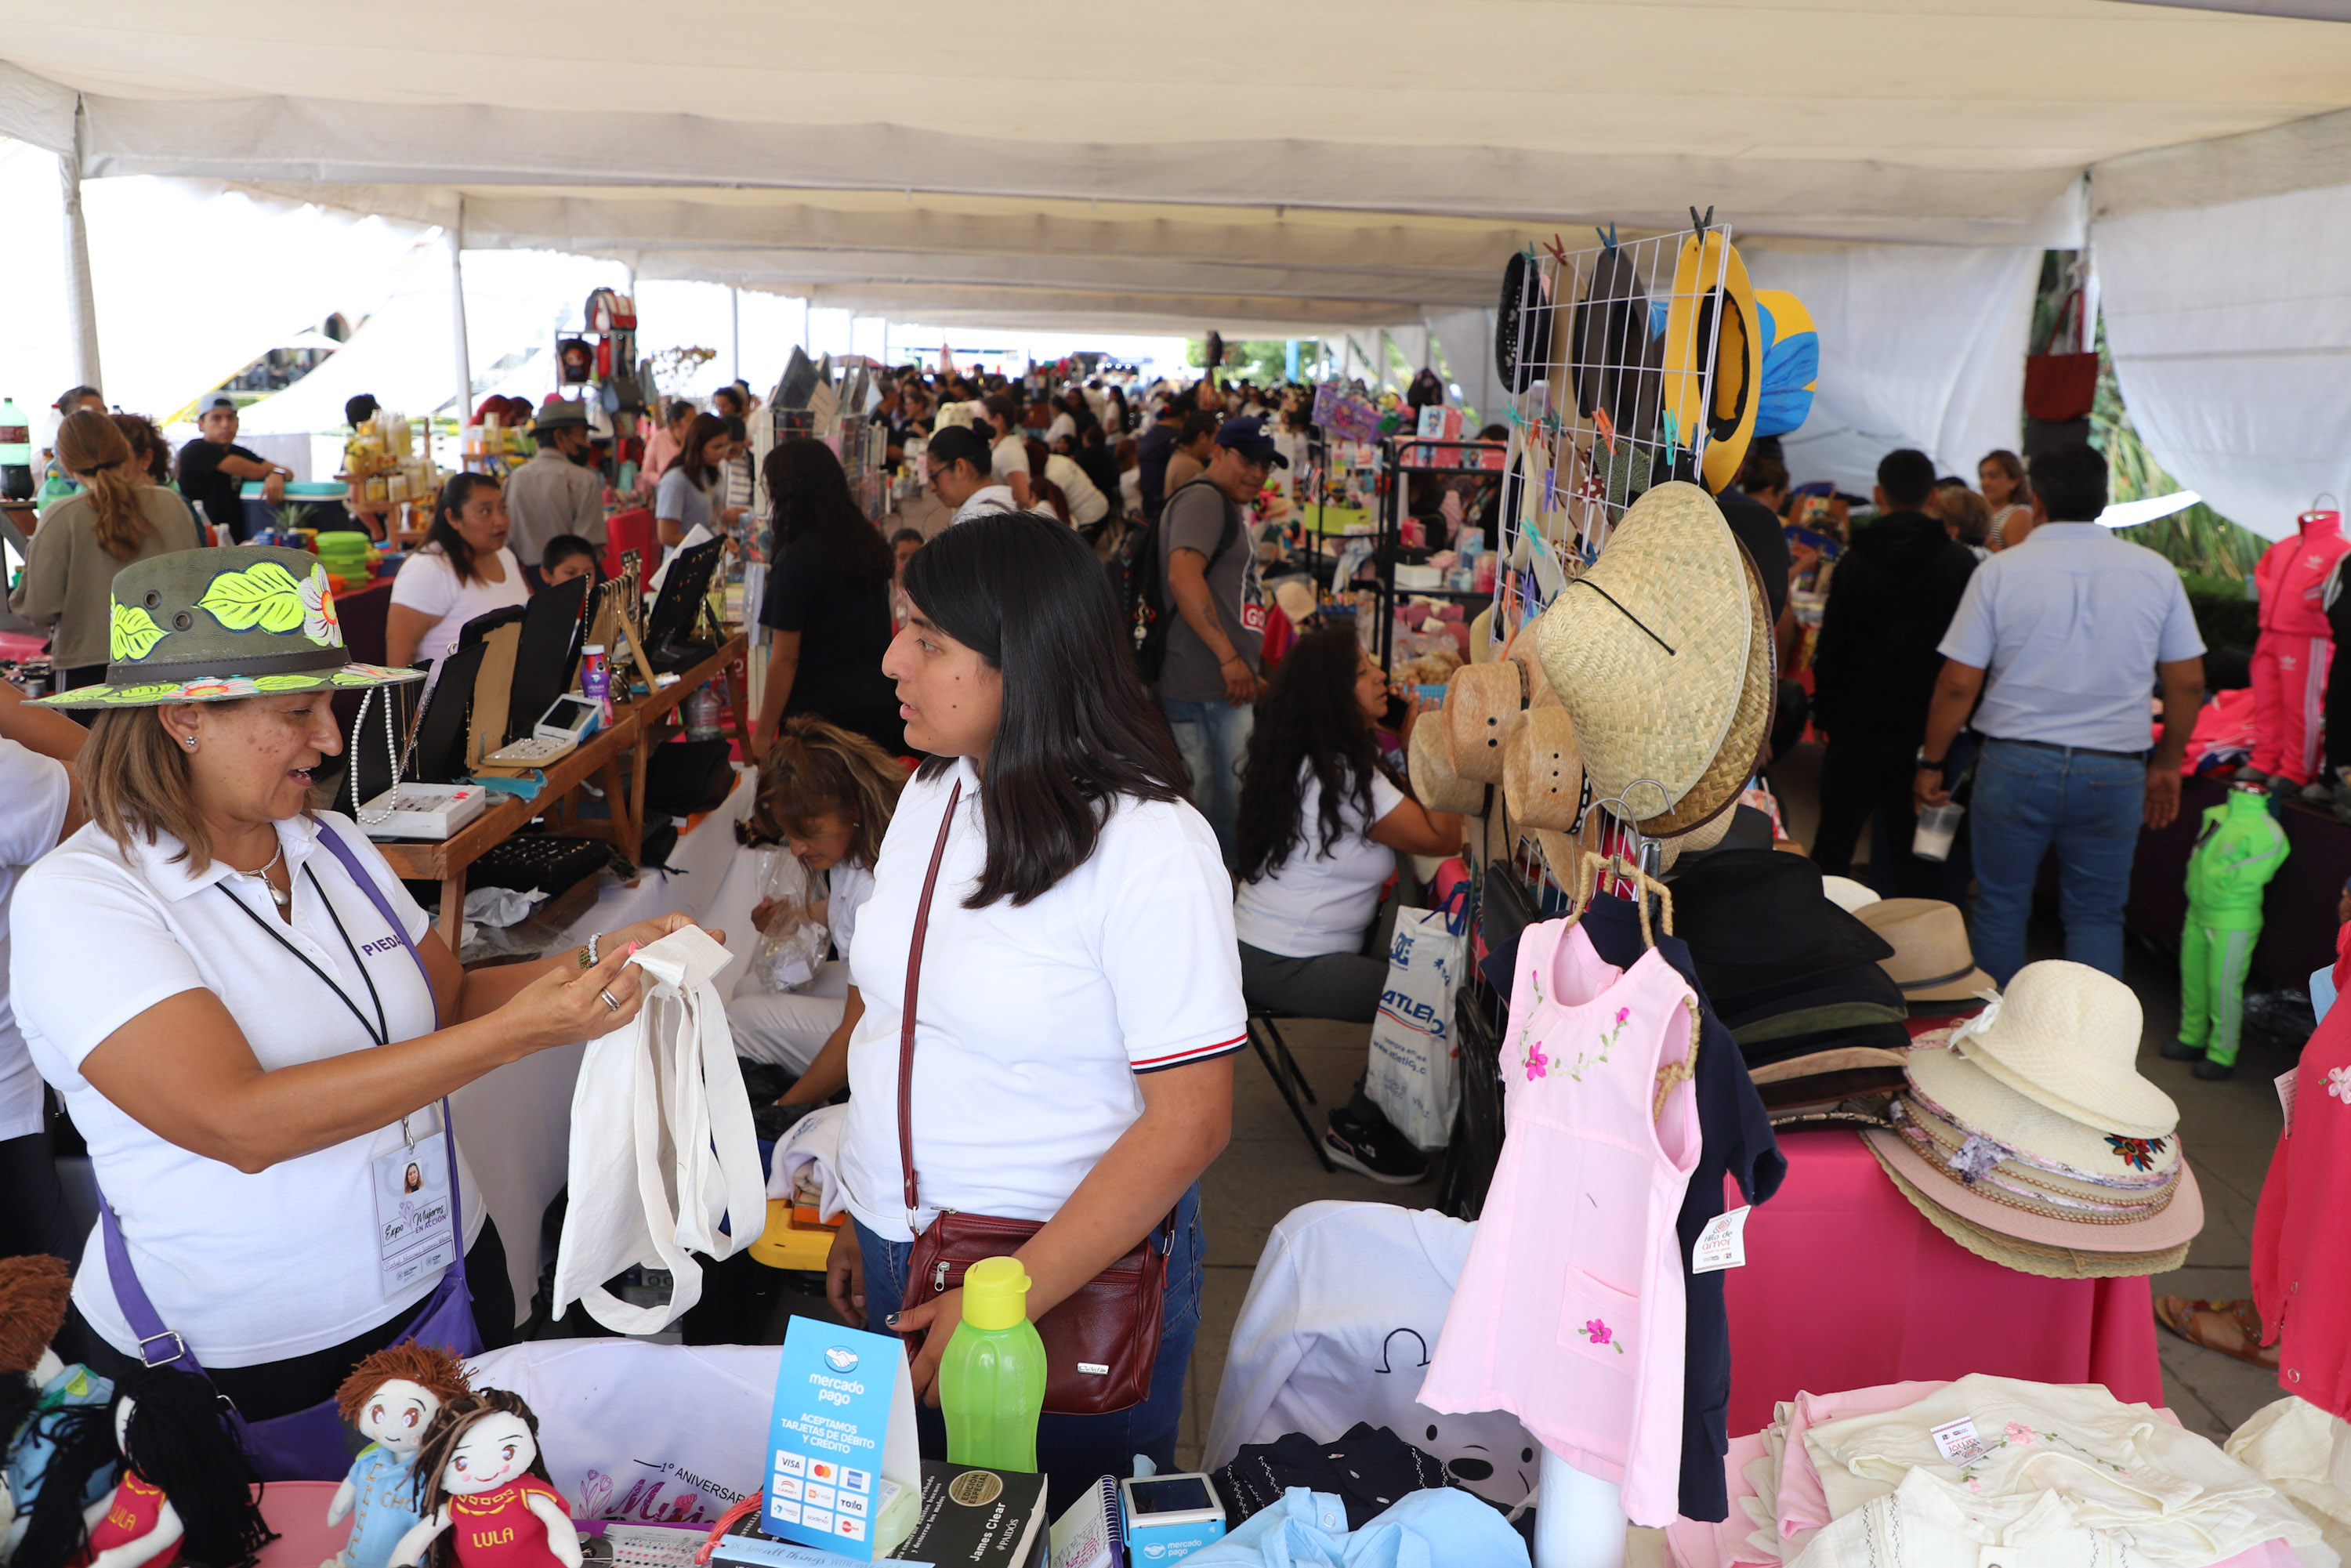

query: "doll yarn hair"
left=17, top=1367, right=273, bottom=1568
left=0, top=1255, right=74, bottom=1373
left=410, top=1389, right=556, bottom=1562
left=335, top=1342, right=474, bottom=1427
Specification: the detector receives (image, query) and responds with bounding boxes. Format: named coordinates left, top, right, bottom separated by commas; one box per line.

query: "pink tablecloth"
left=1722, top=1128, right=2164, bottom=1435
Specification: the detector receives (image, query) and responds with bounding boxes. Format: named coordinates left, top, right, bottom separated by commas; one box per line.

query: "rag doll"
left=14, top=1367, right=272, bottom=1568
left=389, top=1392, right=578, bottom=1568
left=322, top=1345, right=475, bottom=1568
left=1, top=1255, right=114, bottom=1561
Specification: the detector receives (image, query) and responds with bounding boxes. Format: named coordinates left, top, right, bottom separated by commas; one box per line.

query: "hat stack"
left=1864, top=961, right=2203, bottom=1280
left=1855, top=899, right=1996, bottom=1021
left=1669, top=849, right=1915, bottom=1121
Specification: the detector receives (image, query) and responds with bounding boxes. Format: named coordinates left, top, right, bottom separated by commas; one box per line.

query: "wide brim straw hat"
left=1535, top=481, right=1752, bottom=819
left=1866, top=1135, right=2199, bottom=1280
left=1856, top=898, right=1997, bottom=1003
left=1906, top=1040, right=2182, bottom=1184
left=1639, top=532, right=1774, bottom=839
left=35, top=547, right=422, bottom=708
left=1409, top=714, right=1486, bottom=816
left=1947, top=960, right=2178, bottom=1140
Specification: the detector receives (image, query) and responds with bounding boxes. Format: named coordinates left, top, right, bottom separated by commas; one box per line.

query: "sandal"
left=2155, top=1295, right=2280, bottom=1369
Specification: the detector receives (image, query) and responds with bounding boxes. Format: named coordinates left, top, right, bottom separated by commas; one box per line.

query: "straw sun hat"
left=34, top=546, right=422, bottom=708
left=1535, top=482, right=1753, bottom=827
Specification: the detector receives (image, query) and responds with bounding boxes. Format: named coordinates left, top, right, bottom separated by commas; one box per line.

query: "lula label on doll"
left=1691, top=1206, right=1750, bottom=1273
left=374, top=1130, right=455, bottom=1294
left=1930, top=1417, right=1989, bottom=1465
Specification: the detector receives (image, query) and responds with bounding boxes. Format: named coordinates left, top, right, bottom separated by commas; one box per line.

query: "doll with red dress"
left=389, top=1392, right=578, bottom=1568
left=13, top=1366, right=271, bottom=1568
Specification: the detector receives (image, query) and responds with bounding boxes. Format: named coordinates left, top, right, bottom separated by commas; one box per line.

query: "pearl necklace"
left=237, top=839, right=290, bottom=908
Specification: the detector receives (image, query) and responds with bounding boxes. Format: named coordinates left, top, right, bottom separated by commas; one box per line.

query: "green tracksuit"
left=2179, top=788, right=2291, bottom=1066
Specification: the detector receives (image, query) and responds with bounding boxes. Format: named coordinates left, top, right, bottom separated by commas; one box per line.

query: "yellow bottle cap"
left=960, top=1256, right=1032, bottom=1331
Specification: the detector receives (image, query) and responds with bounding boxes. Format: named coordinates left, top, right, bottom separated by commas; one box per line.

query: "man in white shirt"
left=1914, top=444, right=2205, bottom=983
left=923, top=426, right=1016, bottom=525
left=502, top=400, right=607, bottom=573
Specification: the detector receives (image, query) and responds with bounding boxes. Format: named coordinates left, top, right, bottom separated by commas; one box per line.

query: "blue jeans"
left=1968, top=739, right=2147, bottom=984
left=854, top=1183, right=1202, bottom=1518
left=1161, top=697, right=1255, bottom=866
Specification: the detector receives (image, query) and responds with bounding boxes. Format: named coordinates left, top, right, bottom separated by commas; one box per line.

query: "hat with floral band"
left=33, top=546, right=423, bottom=708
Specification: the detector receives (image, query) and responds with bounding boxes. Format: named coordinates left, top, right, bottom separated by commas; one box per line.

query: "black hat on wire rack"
left=1494, top=250, right=1553, bottom=395
left=1569, top=228, right=1663, bottom=446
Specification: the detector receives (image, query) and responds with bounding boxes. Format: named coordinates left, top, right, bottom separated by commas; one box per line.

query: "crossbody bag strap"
left=898, top=780, right=965, bottom=1218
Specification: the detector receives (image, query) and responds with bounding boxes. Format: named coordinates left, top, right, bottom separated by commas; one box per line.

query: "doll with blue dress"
left=324, top=1345, right=475, bottom=1568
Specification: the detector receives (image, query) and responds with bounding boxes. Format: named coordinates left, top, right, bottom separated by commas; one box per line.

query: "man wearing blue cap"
left=1158, top=415, right=1284, bottom=865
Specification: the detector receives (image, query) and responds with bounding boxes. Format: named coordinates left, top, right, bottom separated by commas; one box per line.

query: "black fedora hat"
left=1672, top=849, right=1896, bottom=1001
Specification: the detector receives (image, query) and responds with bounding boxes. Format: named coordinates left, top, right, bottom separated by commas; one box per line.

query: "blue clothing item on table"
left=1936, top=523, right=2204, bottom=755
left=339, top=1443, right=427, bottom=1568
left=1184, top=1487, right=1529, bottom=1568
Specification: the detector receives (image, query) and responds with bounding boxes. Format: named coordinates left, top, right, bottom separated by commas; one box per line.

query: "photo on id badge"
left=375, top=1131, right=454, bottom=1292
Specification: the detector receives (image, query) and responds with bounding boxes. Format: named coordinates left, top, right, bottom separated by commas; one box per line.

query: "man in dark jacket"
left=1809, top=448, right=1979, bottom=894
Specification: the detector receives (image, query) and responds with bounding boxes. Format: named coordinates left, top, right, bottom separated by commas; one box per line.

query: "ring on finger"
left=599, top=987, right=621, bottom=1012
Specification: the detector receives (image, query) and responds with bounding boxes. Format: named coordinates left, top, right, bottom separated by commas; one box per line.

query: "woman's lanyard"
left=216, top=864, right=391, bottom=1048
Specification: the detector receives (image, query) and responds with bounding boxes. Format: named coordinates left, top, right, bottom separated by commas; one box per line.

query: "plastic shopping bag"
left=1365, top=883, right=1470, bottom=1152
left=749, top=849, right=828, bottom=993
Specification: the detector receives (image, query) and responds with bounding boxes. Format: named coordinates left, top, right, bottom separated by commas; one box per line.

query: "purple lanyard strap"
left=100, top=821, right=462, bottom=1378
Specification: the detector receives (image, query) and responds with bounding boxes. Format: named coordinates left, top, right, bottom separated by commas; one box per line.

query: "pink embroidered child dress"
left=1421, top=915, right=1702, bottom=1526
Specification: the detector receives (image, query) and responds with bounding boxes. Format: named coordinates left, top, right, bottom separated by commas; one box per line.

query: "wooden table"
left=374, top=720, right=636, bottom=950
left=612, top=633, right=752, bottom=844
left=365, top=632, right=750, bottom=949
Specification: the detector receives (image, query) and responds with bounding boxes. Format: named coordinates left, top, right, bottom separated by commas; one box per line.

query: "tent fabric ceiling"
left=5, top=1, right=2351, bottom=331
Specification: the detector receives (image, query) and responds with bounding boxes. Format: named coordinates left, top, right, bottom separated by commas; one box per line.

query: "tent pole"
left=59, top=100, right=102, bottom=394
left=730, top=287, right=743, bottom=385
left=447, top=197, right=473, bottom=422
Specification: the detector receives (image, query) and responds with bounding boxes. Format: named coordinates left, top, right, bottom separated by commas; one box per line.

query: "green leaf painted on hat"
left=330, top=668, right=380, bottom=686
left=101, top=683, right=179, bottom=705
left=253, top=674, right=321, bottom=692
left=196, top=562, right=307, bottom=633
left=109, top=602, right=166, bottom=662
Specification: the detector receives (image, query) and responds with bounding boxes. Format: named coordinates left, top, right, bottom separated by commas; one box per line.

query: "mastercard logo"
left=811, top=1463, right=835, bottom=1481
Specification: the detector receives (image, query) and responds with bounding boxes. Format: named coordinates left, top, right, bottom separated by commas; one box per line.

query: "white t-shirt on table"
left=1232, top=762, right=1405, bottom=959
left=0, top=739, right=71, bottom=1140
left=838, top=759, right=1246, bottom=1242
left=10, top=810, right=484, bottom=1366
left=388, top=545, right=529, bottom=664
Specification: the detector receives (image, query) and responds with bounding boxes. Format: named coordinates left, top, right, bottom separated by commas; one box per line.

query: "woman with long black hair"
left=385, top=473, right=527, bottom=668
left=751, top=439, right=903, bottom=755
left=1232, top=624, right=1462, bottom=1182
left=824, top=511, right=1239, bottom=1512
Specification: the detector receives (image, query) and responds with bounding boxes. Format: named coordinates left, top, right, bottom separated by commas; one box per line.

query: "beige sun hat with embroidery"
left=1947, top=961, right=2178, bottom=1140
left=34, top=546, right=420, bottom=708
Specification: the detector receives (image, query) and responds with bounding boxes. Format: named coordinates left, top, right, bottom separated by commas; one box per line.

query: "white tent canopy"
left=5, top=1, right=2350, bottom=509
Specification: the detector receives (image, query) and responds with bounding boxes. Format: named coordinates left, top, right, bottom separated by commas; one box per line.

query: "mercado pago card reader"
left=1118, top=1473, right=1226, bottom=1563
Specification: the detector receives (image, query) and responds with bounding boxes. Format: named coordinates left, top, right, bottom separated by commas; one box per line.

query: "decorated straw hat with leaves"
left=35, top=545, right=424, bottom=708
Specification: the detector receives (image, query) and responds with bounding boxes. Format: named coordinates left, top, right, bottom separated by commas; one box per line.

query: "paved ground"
left=1176, top=739, right=2303, bottom=1482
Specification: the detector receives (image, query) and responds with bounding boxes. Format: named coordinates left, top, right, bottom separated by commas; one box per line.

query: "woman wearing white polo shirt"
left=1232, top=625, right=1461, bottom=1184
left=8, top=546, right=701, bottom=1457
left=825, top=512, right=1240, bottom=1512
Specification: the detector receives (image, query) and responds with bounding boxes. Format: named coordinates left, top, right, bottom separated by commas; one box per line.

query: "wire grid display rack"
left=1482, top=215, right=1742, bottom=914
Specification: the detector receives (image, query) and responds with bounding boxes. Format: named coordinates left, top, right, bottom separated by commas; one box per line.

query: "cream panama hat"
left=1856, top=898, right=1997, bottom=1004
left=1946, top=961, right=2178, bottom=1139
left=1534, top=482, right=1752, bottom=821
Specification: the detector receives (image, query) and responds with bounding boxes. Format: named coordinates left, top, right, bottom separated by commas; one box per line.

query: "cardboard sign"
left=762, top=1319, right=918, bottom=1559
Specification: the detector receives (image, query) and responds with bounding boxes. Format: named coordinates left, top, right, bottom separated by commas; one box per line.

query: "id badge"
left=374, top=1131, right=456, bottom=1295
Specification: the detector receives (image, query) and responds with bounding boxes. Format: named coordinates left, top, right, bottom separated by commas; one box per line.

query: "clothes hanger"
left=1562, top=782, right=1697, bottom=1122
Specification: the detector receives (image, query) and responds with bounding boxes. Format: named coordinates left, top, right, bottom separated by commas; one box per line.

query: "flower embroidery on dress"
left=1577, top=1320, right=1623, bottom=1354
left=2104, top=1134, right=2167, bottom=1171
left=1525, top=1041, right=1550, bottom=1081
left=2002, top=1424, right=2036, bottom=1447
left=2328, top=1065, right=2351, bottom=1104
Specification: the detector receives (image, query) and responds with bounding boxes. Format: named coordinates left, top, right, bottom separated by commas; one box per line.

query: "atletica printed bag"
left=1365, top=882, right=1471, bottom=1152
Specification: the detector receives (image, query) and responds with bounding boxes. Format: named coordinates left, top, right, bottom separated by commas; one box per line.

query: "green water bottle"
left=939, top=1255, right=1048, bottom=1472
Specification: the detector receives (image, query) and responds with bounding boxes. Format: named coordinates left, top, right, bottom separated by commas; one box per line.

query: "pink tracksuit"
left=2251, top=509, right=2348, bottom=785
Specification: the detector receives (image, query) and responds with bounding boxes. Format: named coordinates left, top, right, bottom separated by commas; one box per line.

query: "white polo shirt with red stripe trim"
left=839, top=756, right=1244, bottom=1243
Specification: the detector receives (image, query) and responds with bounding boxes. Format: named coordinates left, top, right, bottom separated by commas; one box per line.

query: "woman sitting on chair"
left=1232, top=625, right=1461, bottom=1184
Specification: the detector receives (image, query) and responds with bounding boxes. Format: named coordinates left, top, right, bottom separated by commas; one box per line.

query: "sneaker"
left=2302, top=779, right=2339, bottom=806
left=2193, top=1056, right=2237, bottom=1081
left=1324, top=1100, right=1430, bottom=1185
left=2161, top=1038, right=2206, bottom=1062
